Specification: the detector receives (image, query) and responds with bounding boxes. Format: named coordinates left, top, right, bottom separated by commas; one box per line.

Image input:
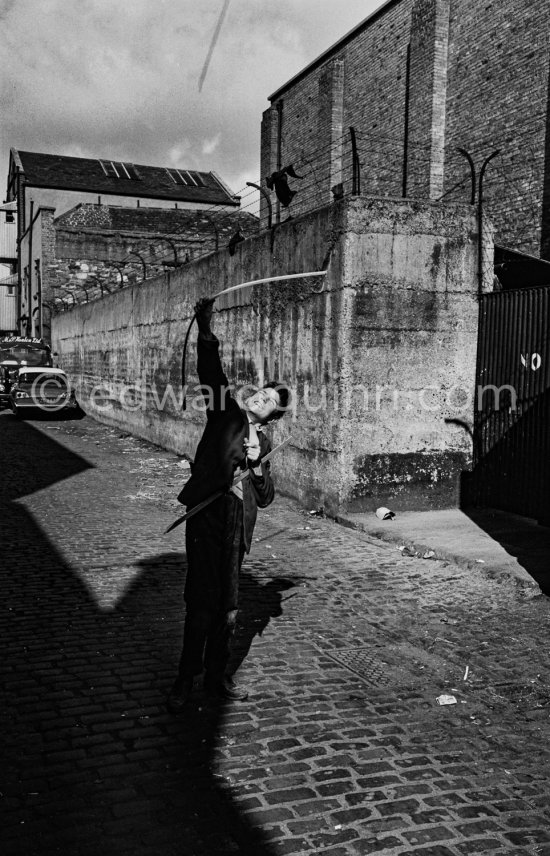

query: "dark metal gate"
left=472, top=286, right=550, bottom=522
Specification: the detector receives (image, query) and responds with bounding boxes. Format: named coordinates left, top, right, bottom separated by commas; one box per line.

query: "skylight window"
left=166, top=168, right=191, bottom=186
left=188, top=171, right=206, bottom=187
left=99, top=160, right=141, bottom=180
left=165, top=169, right=206, bottom=187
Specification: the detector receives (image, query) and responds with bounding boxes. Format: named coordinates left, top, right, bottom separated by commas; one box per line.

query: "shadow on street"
left=462, top=506, right=550, bottom=595
left=1, top=414, right=285, bottom=855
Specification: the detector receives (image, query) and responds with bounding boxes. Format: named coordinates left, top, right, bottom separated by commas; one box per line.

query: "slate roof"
left=54, top=204, right=259, bottom=239
left=11, top=150, right=239, bottom=207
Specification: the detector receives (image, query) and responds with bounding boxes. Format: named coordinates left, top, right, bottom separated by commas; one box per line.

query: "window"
left=120, top=163, right=141, bottom=180
left=99, top=160, right=141, bottom=180
left=166, top=168, right=206, bottom=187
left=166, top=168, right=190, bottom=186
left=5, top=211, right=14, bottom=223
left=188, top=171, right=206, bottom=187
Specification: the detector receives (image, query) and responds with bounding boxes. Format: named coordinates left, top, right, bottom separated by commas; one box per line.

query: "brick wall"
left=263, top=0, right=414, bottom=220
left=343, top=0, right=413, bottom=199
left=444, top=0, right=550, bottom=258
left=261, top=0, right=550, bottom=258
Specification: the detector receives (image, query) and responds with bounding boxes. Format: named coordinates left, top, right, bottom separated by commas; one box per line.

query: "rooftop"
left=9, top=149, right=239, bottom=207
left=54, top=203, right=258, bottom=238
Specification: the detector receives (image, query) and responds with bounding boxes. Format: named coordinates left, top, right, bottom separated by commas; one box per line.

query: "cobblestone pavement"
left=3, top=410, right=550, bottom=856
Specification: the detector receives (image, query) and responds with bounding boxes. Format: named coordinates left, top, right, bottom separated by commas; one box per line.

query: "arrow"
left=165, top=436, right=292, bottom=534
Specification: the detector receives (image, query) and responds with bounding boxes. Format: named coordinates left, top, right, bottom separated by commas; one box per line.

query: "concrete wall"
left=343, top=198, right=482, bottom=509
left=52, top=196, right=482, bottom=513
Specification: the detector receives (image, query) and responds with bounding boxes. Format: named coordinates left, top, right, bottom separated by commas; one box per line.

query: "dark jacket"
left=178, top=330, right=274, bottom=551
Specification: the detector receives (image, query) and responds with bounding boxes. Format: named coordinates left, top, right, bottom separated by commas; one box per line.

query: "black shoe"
left=204, top=675, right=249, bottom=701
left=167, top=677, right=194, bottom=713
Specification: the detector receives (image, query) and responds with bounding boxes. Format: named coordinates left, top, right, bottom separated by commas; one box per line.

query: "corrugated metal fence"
left=472, top=286, right=550, bottom=522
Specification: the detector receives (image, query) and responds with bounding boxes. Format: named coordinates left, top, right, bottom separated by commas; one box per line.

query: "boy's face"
left=245, top=387, right=281, bottom=424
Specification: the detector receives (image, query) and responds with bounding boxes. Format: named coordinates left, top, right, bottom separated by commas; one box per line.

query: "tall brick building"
left=261, top=0, right=550, bottom=260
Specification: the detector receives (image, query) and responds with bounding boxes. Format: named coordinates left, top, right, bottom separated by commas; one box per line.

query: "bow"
left=181, top=270, right=327, bottom=410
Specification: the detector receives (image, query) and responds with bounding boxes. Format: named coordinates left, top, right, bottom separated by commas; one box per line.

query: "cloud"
left=202, top=133, right=221, bottom=155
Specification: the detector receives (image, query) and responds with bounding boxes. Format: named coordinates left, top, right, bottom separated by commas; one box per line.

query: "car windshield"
left=0, top=344, right=51, bottom=366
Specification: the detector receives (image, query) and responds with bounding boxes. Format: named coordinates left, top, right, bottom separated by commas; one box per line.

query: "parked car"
left=0, top=360, right=20, bottom=408
left=8, top=367, right=79, bottom=417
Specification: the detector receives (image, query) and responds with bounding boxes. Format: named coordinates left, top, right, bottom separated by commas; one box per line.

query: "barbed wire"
left=58, top=125, right=468, bottom=278
left=51, top=115, right=549, bottom=307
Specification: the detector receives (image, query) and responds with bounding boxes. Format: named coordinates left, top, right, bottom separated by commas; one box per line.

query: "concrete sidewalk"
left=337, top=507, right=550, bottom=595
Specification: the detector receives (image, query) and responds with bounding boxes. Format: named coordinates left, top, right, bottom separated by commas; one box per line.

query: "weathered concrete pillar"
left=407, top=0, right=451, bottom=200
left=340, top=196, right=482, bottom=511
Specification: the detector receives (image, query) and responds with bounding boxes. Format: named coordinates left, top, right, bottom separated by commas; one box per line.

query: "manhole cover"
left=324, top=648, right=397, bottom=687
left=323, top=644, right=459, bottom=688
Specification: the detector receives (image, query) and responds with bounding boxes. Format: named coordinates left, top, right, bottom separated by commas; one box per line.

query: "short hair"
left=263, top=381, right=291, bottom=421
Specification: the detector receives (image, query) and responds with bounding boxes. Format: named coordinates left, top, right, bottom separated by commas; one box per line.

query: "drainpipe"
left=402, top=44, right=411, bottom=197
left=16, top=171, right=24, bottom=329
left=35, top=259, right=42, bottom=338
left=276, top=100, right=283, bottom=224
left=28, top=200, right=34, bottom=335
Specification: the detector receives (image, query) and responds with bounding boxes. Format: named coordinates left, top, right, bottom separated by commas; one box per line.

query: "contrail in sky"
left=198, top=0, right=232, bottom=92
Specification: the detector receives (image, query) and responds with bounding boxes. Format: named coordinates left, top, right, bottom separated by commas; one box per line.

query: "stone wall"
left=52, top=196, right=483, bottom=513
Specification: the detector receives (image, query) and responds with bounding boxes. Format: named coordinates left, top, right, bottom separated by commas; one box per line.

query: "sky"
left=0, top=0, right=384, bottom=201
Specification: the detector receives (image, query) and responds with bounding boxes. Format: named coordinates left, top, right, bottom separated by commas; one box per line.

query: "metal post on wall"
left=157, top=237, right=180, bottom=266
left=456, top=148, right=477, bottom=205
left=78, top=282, right=90, bottom=302
left=129, top=250, right=147, bottom=281
left=108, top=262, right=126, bottom=288
left=246, top=181, right=272, bottom=230
left=477, top=150, right=500, bottom=298
left=455, top=147, right=499, bottom=296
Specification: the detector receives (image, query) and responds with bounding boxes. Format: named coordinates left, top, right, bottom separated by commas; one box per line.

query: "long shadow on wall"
left=459, top=394, right=550, bottom=594
left=0, top=415, right=279, bottom=856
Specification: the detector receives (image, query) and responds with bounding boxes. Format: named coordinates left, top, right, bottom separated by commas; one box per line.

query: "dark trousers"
left=179, top=493, right=245, bottom=679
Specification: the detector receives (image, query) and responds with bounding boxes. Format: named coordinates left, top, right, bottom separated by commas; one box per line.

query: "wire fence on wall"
left=49, top=112, right=549, bottom=311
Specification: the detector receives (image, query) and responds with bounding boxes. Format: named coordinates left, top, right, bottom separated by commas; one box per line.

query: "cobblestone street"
left=3, top=410, right=550, bottom=856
